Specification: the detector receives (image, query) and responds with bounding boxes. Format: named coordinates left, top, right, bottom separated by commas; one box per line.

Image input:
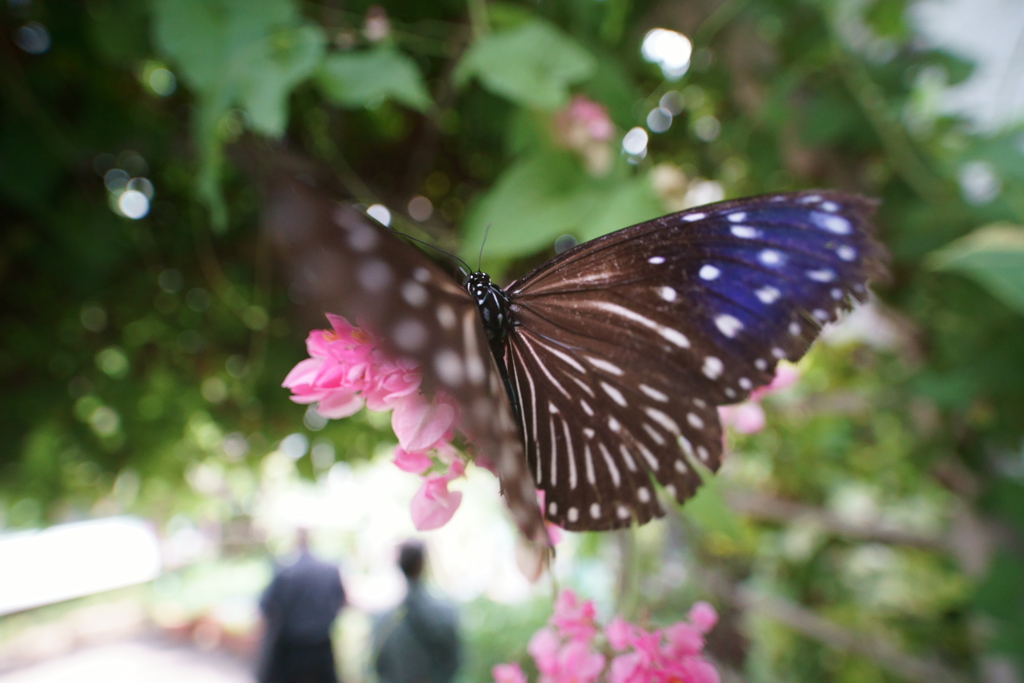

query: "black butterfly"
left=265, top=175, right=883, bottom=548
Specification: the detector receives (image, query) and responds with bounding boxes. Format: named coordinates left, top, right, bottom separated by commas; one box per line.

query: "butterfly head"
left=463, top=271, right=511, bottom=344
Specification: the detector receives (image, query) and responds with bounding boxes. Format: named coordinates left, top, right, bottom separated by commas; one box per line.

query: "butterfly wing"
left=504, top=191, right=883, bottom=531
left=263, top=174, right=549, bottom=548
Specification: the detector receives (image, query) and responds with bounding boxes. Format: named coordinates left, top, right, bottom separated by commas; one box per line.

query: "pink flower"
left=663, top=622, right=704, bottom=657
left=393, top=447, right=433, bottom=474
left=609, top=653, right=646, bottom=683
left=605, top=616, right=632, bottom=651
left=492, top=663, right=527, bottom=683
left=391, top=392, right=457, bottom=452
left=717, top=402, right=765, bottom=434
left=493, top=590, right=719, bottom=683
left=719, top=364, right=800, bottom=435
left=527, top=628, right=561, bottom=676
left=688, top=602, right=718, bottom=633
left=551, top=590, right=597, bottom=642
left=552, top=95, right=614, bottom=176
left=410, top=476, right=463, bottom=530
left=535, top=490, right=563, bottom=545
left=553, top=641, right=605, bottom=683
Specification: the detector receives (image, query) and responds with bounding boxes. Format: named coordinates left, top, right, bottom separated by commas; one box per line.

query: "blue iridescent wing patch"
left=503, top=191, right=883, bottom=530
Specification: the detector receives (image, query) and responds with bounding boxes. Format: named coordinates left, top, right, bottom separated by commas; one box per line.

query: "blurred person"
left=258, top=528, right=346, bottom=683
left=373, top=540, right=461, bottom=683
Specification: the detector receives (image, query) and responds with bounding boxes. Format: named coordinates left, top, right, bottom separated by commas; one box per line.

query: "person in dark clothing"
left=373, top=540, right=461, bottom=683
left=258, top=528, right=346, bottom=683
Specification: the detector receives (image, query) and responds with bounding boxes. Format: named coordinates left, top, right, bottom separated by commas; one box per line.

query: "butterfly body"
left=266, top=178, right=884, bottom=546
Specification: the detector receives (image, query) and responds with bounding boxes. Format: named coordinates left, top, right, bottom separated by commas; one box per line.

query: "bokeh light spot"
left=622, top=127, right=649, bottom=155
left=118, top=189, right=150, bottom=219
left=641, top=28, right=692, bottom=80
left=367, top=204, right=392, bottom=226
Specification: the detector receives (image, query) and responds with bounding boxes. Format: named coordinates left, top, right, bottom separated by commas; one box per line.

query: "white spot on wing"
left=640, top=384, right=669, bottom=402
left=608, top=417, right=621, bottom=433
left=597, top=442, right=621, bottom=486
left=813, top=308, right=829, bottom=321
left=659, top=286, right=677, bottom=302
left=799, top=194, right=822, bottom=204
left=618, top=444, right=637, bottom=471
left=831, top=288, right=843, bottom=300
left=434, top=350, right=463, bottom=386
left=699, top=264, right=720, bottom=281
left=683, top=212, right=706, bottom=222
left=401, top=281, right=428, bottom=307
left=580, top=399, right=594, bottom=417
left=755, top=358, right=767, bottom=371
left=642, top=423, right=666, bottom=445
left=687, top=412, right=705, bottom=429
left=772, top=347, right=786, bottom=359
left=394, top=318, right=427, bottom=351
left=821, top=200, right=839, bottom=212
left=674, top=459, right=688, bottom=474
left=731, top=225, right=759, bottom=238
left=739, top=377, right=752, bottom=390
left=714, top=314, right=744, bottom=338
left=755, top=286, right=781, bottom=304
left=346, top=223, right=379, bottom=252
left=586, top=357, right=624, bottom=375
left=702, top=356, right=724, bottom=379
left=590, top=301, right=690, bottom=348
left=648, top=256, right=666, bottom=264
left=789, top=321, right=801, bottom=336
left=758, top=249, right=785, bottom=267
left=811, top=211, right=852, bottom=234
left=600, top=381, right=628, bottom=407
left=568, top=507, right=579, bottom=523
left=589, top=503, right=601, bottom=519
left=617, top=505, right=630, bottom=520
left=356, top=259, right=392, bottom=292
left=837, top=245, right=857, bottom=261
left=645, top=407, right=680, bottom=434
left=413, top=267, right=430, bottom=283
left=807, top=268, right=835, bottom=282
left=728, top=212, right=747, bottom=222
left=548, top=502, right=558, bottom=516
left=436, top=304, right=457, bottom=330
left=637, top=486, right=651, bottom=503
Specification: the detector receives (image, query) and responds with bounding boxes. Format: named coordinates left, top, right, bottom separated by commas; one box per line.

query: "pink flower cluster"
left=552, top=95, right=615, bottom=176
left=282, top=314, right=465, bottom=529
left=492, top=590, right=719, bottom=683
left=717, top=363, right=800, bottom=434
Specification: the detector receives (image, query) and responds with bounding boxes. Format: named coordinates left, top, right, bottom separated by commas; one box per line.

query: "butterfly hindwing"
left=505, top=191, right=883, bottom=529
left=264, top=175, right=549, bottom=548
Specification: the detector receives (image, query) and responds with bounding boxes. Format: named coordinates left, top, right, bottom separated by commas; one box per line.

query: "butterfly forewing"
left=263, top=175, right=549, bottom=548
left=506, top=191, right=883, bottom=529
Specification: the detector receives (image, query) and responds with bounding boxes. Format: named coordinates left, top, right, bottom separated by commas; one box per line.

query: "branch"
left=696, top=569, right=968, bottom=683
left=723, top=488, right=947, bottom=552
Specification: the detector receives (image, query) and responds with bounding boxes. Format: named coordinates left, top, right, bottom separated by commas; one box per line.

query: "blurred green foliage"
left=3, top=0, right=1024, bottom=680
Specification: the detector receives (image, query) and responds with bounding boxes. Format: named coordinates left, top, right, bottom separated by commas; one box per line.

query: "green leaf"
left=455, top=20, right=596, bottom=110
left=683, top=466, right=757, bottom=555
left=576, top=174, right=664, bottom=242
left=152, top=0, right=325, bottom=228
left=464, top=152, right=666, bottom=263
left=316, top=48, right=432, bottom=113
left=240, top=25, right=327, bottom=135
left=927, top=224, right=1024, bottom=315
left=462, top=151, right=597, bottom=260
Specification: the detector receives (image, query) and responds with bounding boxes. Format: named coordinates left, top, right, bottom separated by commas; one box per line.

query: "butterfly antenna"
left=477, top=222, right=492, bottom=273
left=386, top=228, right=473, bottom=273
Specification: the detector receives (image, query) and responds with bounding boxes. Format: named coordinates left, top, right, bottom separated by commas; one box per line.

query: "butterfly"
left=265, top=173, right=883, bottom=548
